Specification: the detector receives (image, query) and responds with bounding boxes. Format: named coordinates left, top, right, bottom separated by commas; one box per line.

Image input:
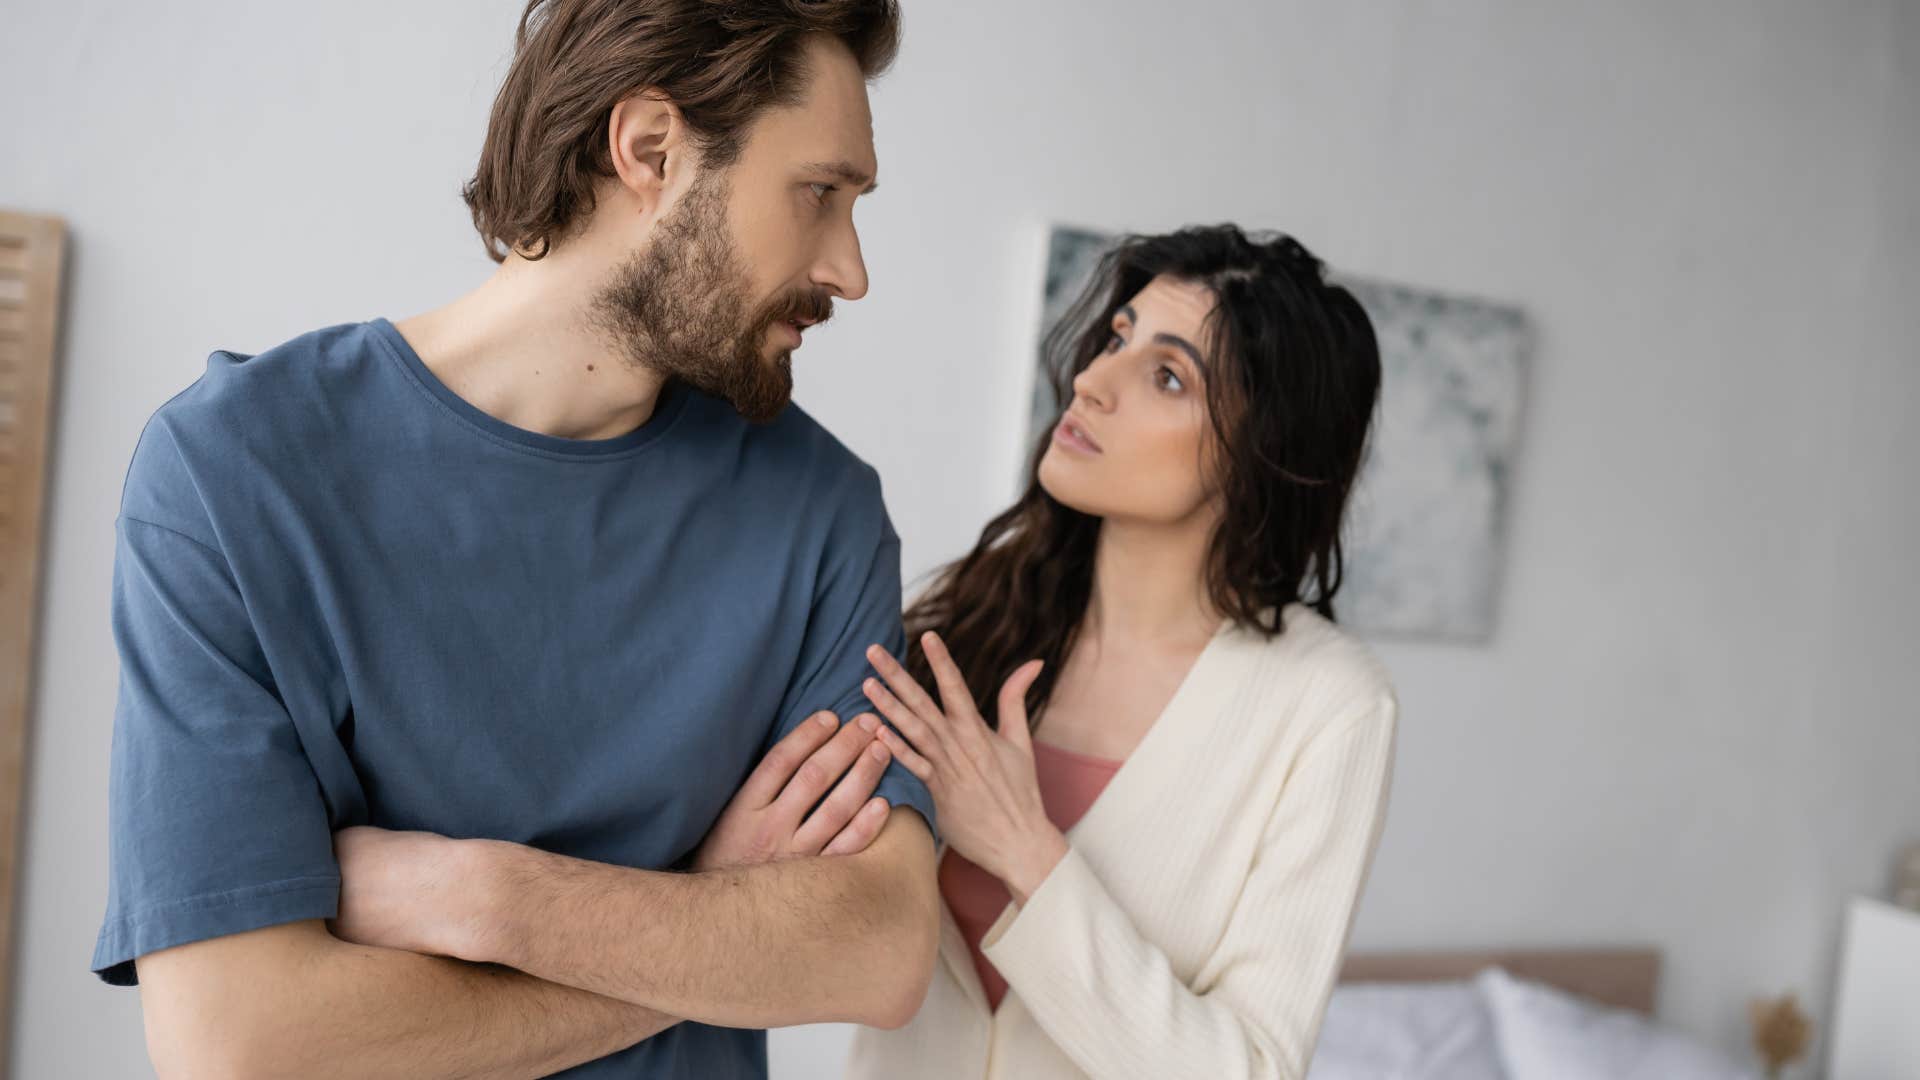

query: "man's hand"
left=691, top=709, right=894, bottom=871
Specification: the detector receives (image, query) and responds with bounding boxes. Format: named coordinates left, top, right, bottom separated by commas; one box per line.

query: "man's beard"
left=590, top=170, right=832, bottom=424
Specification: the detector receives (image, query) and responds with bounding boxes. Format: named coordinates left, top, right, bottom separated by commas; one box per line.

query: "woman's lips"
left=1052, top=417, right=1102, bottom=454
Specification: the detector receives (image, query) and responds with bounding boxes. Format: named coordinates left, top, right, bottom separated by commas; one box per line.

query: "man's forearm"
left=460, top=813, right=940, bottom=1030
left=143, top=920, right=680, bottom=1080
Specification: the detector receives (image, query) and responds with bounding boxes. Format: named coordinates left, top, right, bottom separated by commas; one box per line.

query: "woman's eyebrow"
left=1155, top=333, right=1207, bottom=372
left=1115, top=305, right=1206, bottom=371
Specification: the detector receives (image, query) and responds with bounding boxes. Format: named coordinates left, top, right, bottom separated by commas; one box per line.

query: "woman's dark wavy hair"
left=903, top=224, right=1382, bottom=732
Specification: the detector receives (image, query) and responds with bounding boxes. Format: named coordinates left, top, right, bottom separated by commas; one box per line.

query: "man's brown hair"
left=463, top=0, right=901, bottom=263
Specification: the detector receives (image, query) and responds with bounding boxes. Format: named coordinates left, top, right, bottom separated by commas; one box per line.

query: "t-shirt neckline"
left=369, top=316, right=692, bottom=460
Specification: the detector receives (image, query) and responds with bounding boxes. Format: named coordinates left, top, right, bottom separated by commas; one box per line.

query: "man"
left=91, top=2, right=934, bottom=1076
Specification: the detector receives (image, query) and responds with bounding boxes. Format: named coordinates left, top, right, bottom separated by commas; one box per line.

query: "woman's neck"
left=1082, top=511, right=1223, bottom=654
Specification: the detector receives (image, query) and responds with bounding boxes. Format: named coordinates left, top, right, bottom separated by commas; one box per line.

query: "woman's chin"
left=1037, top=456, right=1105, bottom=518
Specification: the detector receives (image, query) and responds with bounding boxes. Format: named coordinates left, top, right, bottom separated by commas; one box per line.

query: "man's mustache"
left=768, top=289, right=834, bottom=330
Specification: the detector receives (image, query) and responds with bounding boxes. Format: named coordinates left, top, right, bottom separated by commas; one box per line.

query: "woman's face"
left=1038, top=274, right=1223, bottom=527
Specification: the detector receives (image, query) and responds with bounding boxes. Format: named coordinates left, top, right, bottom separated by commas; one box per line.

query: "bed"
left=1311, top=946, right=1758, bottom=1079
left=1339, top=946, right=1662, bottom=1014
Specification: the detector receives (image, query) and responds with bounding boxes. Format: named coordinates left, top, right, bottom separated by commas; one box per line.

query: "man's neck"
left=393, top=251, right=669, bottom=442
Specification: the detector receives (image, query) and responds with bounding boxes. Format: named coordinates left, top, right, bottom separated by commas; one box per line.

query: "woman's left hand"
left=863, top=632, right=1070, bottom=905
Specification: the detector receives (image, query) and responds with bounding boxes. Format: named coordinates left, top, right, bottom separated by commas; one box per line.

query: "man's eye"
left=809, top=182, right=835, bottom=203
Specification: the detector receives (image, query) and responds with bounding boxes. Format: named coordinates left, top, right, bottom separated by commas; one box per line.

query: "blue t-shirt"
left=91, top=318, right=938, bottom=1078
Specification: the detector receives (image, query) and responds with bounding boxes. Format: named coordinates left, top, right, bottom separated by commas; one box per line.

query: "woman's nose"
left=1072, top=358, right=1116, bottom=411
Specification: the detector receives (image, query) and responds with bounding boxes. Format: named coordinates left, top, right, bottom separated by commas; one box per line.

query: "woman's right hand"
left=690, top=710, right=894, bottom=871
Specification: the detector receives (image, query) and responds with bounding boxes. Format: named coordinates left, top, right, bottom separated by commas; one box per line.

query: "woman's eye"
left=1156, top=365, right=1185, bottom=393
left=1103, top=332, right=1124, bottom=353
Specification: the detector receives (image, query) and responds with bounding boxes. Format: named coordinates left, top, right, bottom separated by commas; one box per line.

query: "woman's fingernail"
left=816, top=713, right=838, bottom=728
left=859, top=714, right=880, bottom=732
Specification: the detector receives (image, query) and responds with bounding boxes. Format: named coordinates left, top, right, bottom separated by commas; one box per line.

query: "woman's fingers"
left=920, top=631, right=981, bottom=723
left=736, top=710, right=840, bottom=809
left=863, top=674, right=947, bottom=766
left=865, top=644, right=947, bottom=728
left=921, top=632, right=1001, bottom=768
left=997, top=659, right=1046, bottom=751
left=820, top=797, right=891, bottom=857
left=875, top=723, right=934, bottom=782
left=793, top=736, right=892, bottom=854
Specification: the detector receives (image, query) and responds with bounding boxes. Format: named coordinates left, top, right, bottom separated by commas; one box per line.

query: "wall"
left=2, top=1, right=1913, bottom=1076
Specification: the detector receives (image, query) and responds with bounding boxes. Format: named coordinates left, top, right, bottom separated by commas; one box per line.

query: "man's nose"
left=812, top=224, right=869, bottom=302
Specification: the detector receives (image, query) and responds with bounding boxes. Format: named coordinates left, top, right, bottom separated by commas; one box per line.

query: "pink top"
left=938, top=739, right=1124, bottom=1012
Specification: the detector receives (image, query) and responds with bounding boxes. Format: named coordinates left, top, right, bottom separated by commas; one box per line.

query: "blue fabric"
left=92, top=318, right=936, bottom=1078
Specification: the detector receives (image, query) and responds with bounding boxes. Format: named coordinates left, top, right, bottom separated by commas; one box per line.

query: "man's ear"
left=607, top=90, right=690, bottom=221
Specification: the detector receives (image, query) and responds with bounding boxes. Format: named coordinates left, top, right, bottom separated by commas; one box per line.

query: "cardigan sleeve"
left=978, top=687, right=1397, bottom=1080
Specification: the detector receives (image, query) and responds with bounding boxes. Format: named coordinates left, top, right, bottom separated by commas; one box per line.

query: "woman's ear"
left=606, top=89, right=687, bottom=222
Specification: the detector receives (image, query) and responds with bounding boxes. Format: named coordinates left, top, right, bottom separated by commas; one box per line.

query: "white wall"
left=4, top=1, right=1915, bottom=1077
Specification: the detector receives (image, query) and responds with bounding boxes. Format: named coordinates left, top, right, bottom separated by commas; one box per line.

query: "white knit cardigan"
left=844, top=603, right=1397, bottom=1080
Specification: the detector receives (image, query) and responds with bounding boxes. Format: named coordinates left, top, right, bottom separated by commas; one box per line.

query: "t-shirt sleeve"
left=768, top=463, right=940, bottom=844
left=90, top=428, right=341, bottom=987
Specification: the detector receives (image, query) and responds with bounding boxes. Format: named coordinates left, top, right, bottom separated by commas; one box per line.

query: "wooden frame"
left=1340, top=946, right=1664, bottom=1015
left=0, top=209, right=68, bottom=1068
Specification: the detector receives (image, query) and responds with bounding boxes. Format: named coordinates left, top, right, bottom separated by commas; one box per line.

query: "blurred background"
left=2, top=1, right=1915, bottom=1077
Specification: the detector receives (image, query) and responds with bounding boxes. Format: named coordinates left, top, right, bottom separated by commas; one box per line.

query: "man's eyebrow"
left=1114, top=305, right=1208, bottom=372
left=804, top=161, right=879, bottom=195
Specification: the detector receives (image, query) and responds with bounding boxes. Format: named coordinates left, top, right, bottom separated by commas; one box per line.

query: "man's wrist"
left=444, top=837, right=526, bottom=965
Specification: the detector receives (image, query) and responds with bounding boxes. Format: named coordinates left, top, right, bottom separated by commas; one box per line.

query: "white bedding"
left=1306, top=967, right=1759, bottom=1080
left=1308, top=976, right=1506, bottom=1079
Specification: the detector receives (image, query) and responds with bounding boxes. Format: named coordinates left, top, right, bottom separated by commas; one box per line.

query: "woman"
left=845, top=224, right=1397, bottom=1079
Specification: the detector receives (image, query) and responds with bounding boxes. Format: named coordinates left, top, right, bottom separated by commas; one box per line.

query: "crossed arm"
left=139, top=918, right=680, bottom=1080
left=451, top=809, right=938, bottom=1027
left=137, top=715, right=939, bottom=1079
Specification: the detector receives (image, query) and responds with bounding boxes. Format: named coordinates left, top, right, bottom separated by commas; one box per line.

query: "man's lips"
left=775, top=311, right=827, bottom=346
left=777, top=320, right=804, bottom=347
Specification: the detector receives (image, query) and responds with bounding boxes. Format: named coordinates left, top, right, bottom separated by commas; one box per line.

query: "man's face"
left=592, top=35, right=877, bottom=423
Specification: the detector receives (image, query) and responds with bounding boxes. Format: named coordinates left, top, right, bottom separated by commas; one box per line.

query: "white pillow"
left=1308, top=978, right=1508, bottom=1080
left=1476, top=967, right=1759, bottom=1080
